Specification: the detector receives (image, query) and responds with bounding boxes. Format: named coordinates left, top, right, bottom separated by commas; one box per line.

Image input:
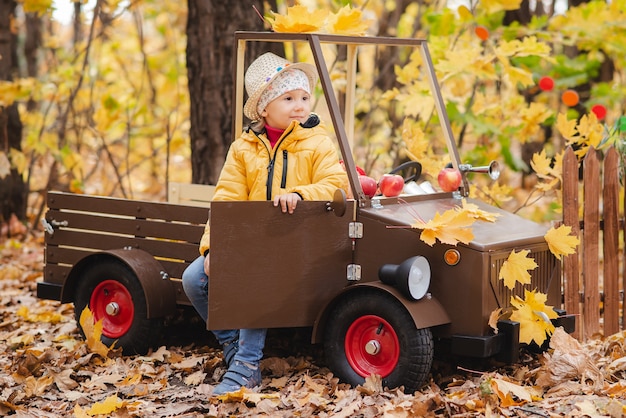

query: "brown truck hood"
left=359, top=196, right=549, bottom=252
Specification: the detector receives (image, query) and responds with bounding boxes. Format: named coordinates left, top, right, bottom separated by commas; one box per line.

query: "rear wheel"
left=74, top=259, right=162, bottom=355
left=324, top=290, right=433, bottom=393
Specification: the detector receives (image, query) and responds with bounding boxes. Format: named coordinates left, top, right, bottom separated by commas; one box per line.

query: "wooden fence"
left=562, top=145, right=624, bottom=340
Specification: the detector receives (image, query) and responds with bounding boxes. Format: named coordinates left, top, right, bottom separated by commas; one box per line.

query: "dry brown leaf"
left=49, top=368, right=78, bottom=392
left=536, top=328, right=603, bottom=390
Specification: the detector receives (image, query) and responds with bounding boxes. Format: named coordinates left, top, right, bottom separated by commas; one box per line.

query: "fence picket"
left=582, top=147, right=600, bottom=339
left=562, top=147, right=581, bottom=339
left=603, top=147, right=620, bottom=336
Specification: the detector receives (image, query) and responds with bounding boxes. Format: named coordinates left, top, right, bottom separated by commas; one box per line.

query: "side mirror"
left=458, top=161, right=500, bottom=180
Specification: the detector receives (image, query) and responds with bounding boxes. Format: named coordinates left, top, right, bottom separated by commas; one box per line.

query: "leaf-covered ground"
left=2, top=233, right=626, bottom=417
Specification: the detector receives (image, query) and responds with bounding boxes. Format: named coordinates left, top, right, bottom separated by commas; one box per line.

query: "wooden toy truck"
left=38, top=32, right=574, bottom=393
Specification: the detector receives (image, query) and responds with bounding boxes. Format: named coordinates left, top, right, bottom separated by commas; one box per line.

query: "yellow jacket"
left=199, top=115, right=347, bottom=255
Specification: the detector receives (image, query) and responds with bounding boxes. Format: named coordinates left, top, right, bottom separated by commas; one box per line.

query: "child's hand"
left=274, top=192, right=302, bottom=214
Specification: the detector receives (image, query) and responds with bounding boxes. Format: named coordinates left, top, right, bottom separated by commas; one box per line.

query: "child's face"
left=261, top=89, right=311, bottom=130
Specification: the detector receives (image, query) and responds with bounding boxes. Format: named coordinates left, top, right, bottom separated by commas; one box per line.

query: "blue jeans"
left=181, top=255, right=267, bottom=364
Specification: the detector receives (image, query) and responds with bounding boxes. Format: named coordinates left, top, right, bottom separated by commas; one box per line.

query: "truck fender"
left=311, top=281, right=451, bottom=344
left=61, top=248, right=176, bottom=319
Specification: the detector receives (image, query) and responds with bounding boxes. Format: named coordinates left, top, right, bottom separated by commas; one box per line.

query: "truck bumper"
left=451, top=320, right=520, bottom=364
left=450, top=310, right=577, bottom=363
left=37, top=282, right=62, bottom=301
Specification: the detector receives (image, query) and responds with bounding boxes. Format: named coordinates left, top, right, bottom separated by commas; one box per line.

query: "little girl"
left=182, top=52, right=347, bottom=395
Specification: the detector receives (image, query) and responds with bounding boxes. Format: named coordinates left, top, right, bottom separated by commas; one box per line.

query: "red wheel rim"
left=90, top=280, right=134, bottom=338
left=345, top=315, right=400, bottom=378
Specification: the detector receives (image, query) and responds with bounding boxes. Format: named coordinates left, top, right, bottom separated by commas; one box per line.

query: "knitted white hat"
left=244, top=52, right=317, bottom=121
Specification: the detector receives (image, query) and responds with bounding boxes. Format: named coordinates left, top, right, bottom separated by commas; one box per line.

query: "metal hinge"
left=349, top=222, right=363, bottom=239
left=347, top=264, right=361, bottom=281
left=41, top=218, right=68, bottom=235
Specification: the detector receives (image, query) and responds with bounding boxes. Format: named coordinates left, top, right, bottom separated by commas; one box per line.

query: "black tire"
left=324, top=290, right=433, bottom=393
left=74, top=259, right=162, bottom=355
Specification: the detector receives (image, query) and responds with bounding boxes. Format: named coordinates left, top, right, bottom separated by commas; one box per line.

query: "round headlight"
left=379, top=256, right=431, bottom=301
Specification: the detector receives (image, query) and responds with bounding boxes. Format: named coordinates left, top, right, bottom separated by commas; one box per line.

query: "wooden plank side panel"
left=602, top=148, right=620, bottom=336
left=45, top=209, right=205, bottom=244
left=582, top=147, right=600, bottom=339
left=46, top=229, right=200, bottom=262
left=47, top=191, right=210, bottom=224
left=562, top=146, right=581, bottom=339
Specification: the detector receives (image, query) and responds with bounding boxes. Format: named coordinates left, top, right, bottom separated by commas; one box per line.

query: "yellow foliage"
left=510, top=290, right=558, bottom=345
left=460, top=199, right=500, bottom=222
left=495, top=36, right=552, bottom=59
left=216, top=386, right=280, bottom=404
left=478, top=0, right=523, bottom=14
left=0, top=79, right=34, bottom=106
left=326, top=5, right=372, bottom=36
left=20, top=0, right=53, bottom=15
left=86, top=395, right=125, bottom=416
left=498, top=249, right=537, bottom=290
left=519, top=103, right=553, bottom=140
left=412, top=208, right=475, bottom=247
left=503, top=65, right=535, bottom=88
left=16, top=305, right=64, bottom=324
left=556, top=113, right=605, bottom=158
left=271, top=5, right=327, bottom=33
left=79, top=307, right=115, bottom=358
left=544, top=225, right=579, bottom=258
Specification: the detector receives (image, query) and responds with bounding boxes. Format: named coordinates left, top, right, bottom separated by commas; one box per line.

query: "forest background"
left=0, top=0, right=626, bottom=416
left=0, top=0, right=624, bottom=231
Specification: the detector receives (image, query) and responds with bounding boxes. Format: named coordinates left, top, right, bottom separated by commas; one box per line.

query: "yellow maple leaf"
left=21, top=0, right=53, bottom=15
left=478, top=0, right=523, bottom=14
left=544, top=225, right=579, bottom=258
left=499, top=249, right=538, bottom=290
left=271, top=5, right=327, bottom=33
left=401, top=119, right=428, bottom=161
left=459, top=199, right=500, bottom=222
left=510, top=290, right=557, bottom=345
left=555, top=113, right=578, bottom=141
left=503, top=65, right=535, bottom=88
left=326, top=5, right=371, bottom=36
left=87, top=395, right=125, bottom=415
left=79, top=306, right=114, bottom=358
left=412, top=209, right=475, bottom=247
left=17, top=305, right=64, bottom=324
left=530, top=149, right=554, bottom=179
left=491, top=378, right=532, bottom=406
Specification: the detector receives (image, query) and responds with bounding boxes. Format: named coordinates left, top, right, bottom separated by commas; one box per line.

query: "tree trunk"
left=0, top=0, right=26, bottom=224
left=186, top=0, right=279, bottom=185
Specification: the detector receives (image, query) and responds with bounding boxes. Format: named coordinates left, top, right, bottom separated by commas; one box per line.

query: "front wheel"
left=324, top=290, right=433, bottom=393
left=74, top=259, right=162, bottom=355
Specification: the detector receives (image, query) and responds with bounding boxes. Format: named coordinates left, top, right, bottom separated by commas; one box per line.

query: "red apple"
left=359, top=175, right=377, bottom=198
left=379, top=174, right=404, bottom=197
left=437, top=168, right=462, bottom=192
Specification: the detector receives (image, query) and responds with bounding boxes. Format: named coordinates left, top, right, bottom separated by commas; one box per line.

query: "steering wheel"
left=389, top=161, right=422, bottom=183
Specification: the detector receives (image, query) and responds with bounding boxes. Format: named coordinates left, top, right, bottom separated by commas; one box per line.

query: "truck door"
left=208, top=199, right=354, bottom=330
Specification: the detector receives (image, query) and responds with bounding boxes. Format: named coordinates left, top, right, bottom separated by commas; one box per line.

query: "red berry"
left=590, top=104, right=607, bottom=120
left=538, top=76, right=554, bottom=91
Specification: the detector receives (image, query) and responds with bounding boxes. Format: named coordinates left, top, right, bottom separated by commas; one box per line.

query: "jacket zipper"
left=280, top=150, right=288, bottom=189
left=264, top=127, right=293, bottom=200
